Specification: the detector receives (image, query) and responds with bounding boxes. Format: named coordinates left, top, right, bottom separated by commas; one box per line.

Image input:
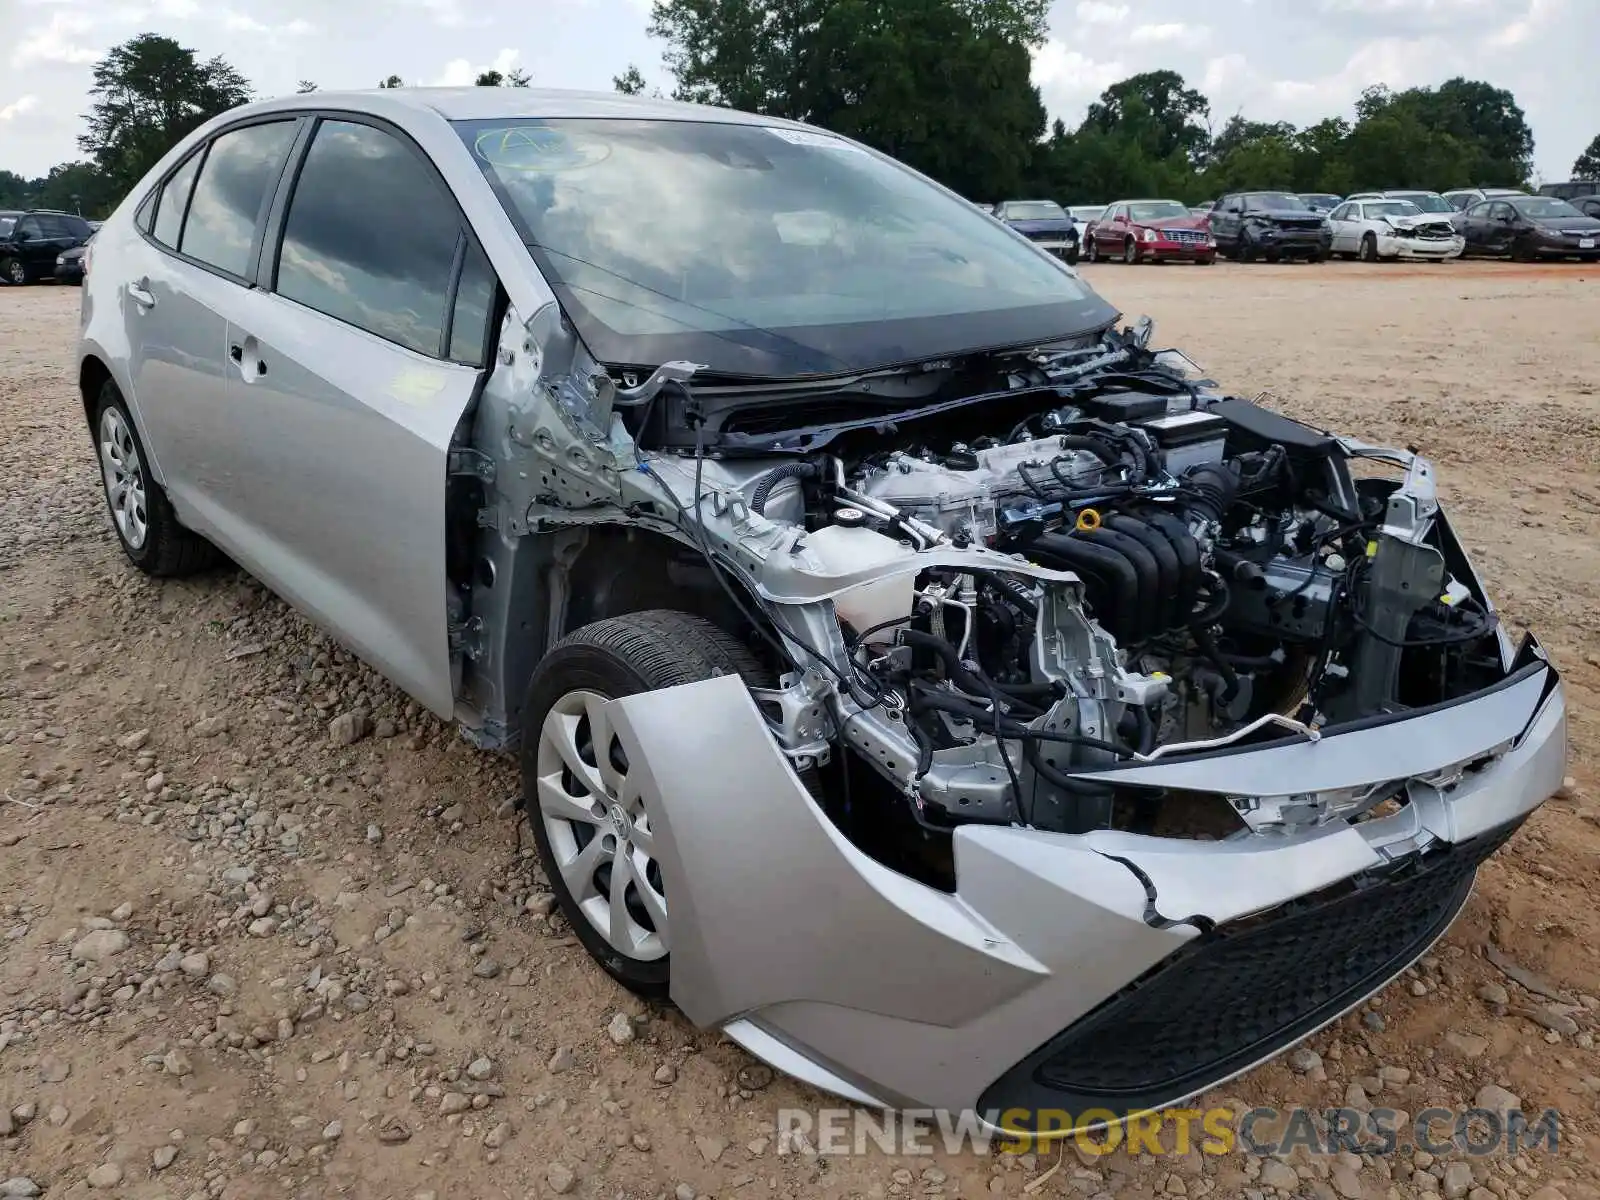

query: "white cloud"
left=1487, top=0, right=1562, bottom=48
left=1128, top=22, right=1196, bottom=43
left=1, top=94, right=41, bottom=122
left=1075, top=2, right=1129, bottom=25
left=1031, top=41, right=1126, bottom=120
left=12, top=12, right=97, bottom=68
left=431, top=47, right=523, bottom=87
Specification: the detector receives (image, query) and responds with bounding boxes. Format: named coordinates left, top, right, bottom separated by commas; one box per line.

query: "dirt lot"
left=2, top=261, right=1598, bottom=1200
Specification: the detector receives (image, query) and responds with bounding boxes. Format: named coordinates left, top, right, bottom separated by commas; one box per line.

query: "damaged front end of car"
left=453, top=300, right=1566, bottom=1125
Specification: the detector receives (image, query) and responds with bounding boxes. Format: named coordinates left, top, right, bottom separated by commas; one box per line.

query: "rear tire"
left=1085, top=237, right=1100, bottom=264
left=520, top=611, right=774, bottom=998
left=92, top=383, right=220, bottom=577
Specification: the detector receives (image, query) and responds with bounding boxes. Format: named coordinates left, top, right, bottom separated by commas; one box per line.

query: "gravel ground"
left=2, top=262, right=1598, bottom=1200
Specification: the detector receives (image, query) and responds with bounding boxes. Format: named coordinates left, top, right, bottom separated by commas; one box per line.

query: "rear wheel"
left=1, top=257, right=29, bottom=285
left=520, top=611, right=774, bottom=997
left=1085, top=237, right=1101, bottom=264
left=93, top=383, right=220, bottom=576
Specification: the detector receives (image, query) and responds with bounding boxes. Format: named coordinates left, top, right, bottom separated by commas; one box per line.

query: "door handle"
left=230, top=344, right=243, bottom=362
left=128, top=282, right=155, bottom=309
left=231, top=340, right=269, bottom=378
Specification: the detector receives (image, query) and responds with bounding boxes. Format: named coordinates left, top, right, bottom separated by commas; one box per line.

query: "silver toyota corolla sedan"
left=78, top=88, right=1566, bottom=1130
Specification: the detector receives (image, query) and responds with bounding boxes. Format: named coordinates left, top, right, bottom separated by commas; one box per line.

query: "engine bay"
left=659, top=338, right=1510, bottom=845
left=507, top=318, right=1514, bottom=855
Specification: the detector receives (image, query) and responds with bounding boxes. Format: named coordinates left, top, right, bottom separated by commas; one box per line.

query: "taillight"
left=82, top=240, right=94, bottom=278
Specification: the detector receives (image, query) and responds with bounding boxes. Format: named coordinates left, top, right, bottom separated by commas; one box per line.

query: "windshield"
left=1070, top=206, right=1105, bottom=221
left=1301, top=195, right=1340, bottom=207
left=1003, top=201, right=1067, bottom=220
left=457, top=119, right=1110, bottom=379
left=1245, top=193, right=1308, bottom=211
left=1512, top=197, right=1583, bottom=219
left=1127, top=201, right=1189, bottom=221
left=1365, top=201, right=1422, bottom=218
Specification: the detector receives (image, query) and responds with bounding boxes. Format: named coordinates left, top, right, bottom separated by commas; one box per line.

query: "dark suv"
left=1208, top=191, right=1332, bottom=262
left=0, top=210, right=96, bottom=285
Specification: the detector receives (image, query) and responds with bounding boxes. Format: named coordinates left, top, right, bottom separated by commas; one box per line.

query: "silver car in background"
left=79, top=89, right=1566, bottom=1130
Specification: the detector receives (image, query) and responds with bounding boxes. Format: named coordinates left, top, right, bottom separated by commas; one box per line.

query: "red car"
left=1084, top=198, right=1216, bottom=264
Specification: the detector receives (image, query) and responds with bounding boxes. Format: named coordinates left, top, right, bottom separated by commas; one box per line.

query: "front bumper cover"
left=608, top=636, right=1564, bottom=1126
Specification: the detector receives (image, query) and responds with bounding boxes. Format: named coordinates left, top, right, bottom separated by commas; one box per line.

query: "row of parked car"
left=0, top=208, right=98, bottom=284
left=984, top=183, right=1600, bottom=267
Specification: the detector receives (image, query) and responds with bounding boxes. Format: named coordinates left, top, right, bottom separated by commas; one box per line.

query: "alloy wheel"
left=99, top=407, right=148, bottom=550
left=3, top=259, right=24, bottom=285
left=535, top=689, right=667, bottom=962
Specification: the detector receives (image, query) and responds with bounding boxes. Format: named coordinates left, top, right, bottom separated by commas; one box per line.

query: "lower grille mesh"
left=980, top=825, right=1517, bottom=1119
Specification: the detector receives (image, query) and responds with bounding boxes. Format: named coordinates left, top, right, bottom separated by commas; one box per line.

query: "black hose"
left=1056, top=435, right=1121, bottom=467
left=1190, top=574, right=1233, bottom=627
left=1190, top=625, right=1241, bottom=703
left=750, top=461, right=819, bottom=515
left=897, top=630, right=1050, bottom=709
left=910, top=716, right=935, bottom=778
left=907, top=686, right=1134, bottom=757
left=1134, top=704, right=1156, bottom=755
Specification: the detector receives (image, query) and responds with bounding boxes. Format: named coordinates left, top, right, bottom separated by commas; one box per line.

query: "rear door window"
left=181, top=120, right=298, bottom=278
left=153, top=153, right=203, bottom=248
left=274, top=119, right=473, bottom=357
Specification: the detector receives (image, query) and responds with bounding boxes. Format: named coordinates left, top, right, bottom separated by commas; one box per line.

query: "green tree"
left=0, top=170, right=31, bottom=209
left=647, top=0, right=1047, bottom=198
left=1201, top=117, right=1297, bottom=196
left=1083, top=70, right=1210, bottom=165
left=614, top=64, right=648, bottom=95
left=79, top=34, right=252, bottom=199
left=1572, top=134, right=1600, bottom=180
left=475, top=68, right=532, bottom=86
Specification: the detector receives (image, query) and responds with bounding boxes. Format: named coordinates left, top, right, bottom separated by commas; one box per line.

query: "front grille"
left=1409, top=225, right=1453, bottom=240
left=978, top=823, right=1519, bottom=1123
left=1024, top=229, right=1070, bottom=243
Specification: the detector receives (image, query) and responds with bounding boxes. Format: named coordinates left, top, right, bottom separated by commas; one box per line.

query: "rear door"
left=215, top=115, right=497, bottom=714
left=119, top=119, right=302, bottom=516
left=1212, top=196, right=1242, bottom=249
left=1327, top=203, right=1355, bottom=253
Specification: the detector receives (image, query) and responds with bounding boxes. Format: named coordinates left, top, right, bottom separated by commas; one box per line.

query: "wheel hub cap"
left=536, top=689, right=668, bottom=961
left=98, top=408, right=148, bottom=550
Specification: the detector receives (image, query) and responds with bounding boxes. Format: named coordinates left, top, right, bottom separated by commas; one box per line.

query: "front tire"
left=1, top=257, right=29, bottom=285
left=520, top=611, right=773, bottom=997
left=1123, top=238, right=1140, bottom=264
left=1359, top=233, right=1379, bottom=262
left=93, top=383, right=220, bottom=576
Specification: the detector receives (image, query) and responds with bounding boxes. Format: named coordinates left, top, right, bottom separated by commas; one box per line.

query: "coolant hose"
left=750, top=461, right=819, bottom=515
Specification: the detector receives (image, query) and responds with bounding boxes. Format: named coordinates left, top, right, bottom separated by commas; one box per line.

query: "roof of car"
left=241, top=86, right=810, bottom=129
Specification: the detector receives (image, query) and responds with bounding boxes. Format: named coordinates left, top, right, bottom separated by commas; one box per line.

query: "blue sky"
left=3, top=0, right=1593, bottom=182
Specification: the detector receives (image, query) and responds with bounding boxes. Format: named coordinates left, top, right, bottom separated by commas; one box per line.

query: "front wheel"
left=1123, top=238, right=1140, bottom=264
left=520, top=611, right=774, bottom=997
left=1359, top=233, right=1379, bottom=262
left=1, top=257, right=29, bottom=285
